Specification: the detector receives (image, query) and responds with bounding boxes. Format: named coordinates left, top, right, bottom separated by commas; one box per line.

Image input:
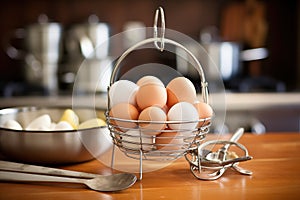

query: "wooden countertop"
left=0, top=133, right=300, bottom=200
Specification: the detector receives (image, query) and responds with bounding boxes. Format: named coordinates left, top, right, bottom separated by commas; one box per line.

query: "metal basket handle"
left=109, top=6, right=209, bottom=104
left=153, top=6, right=165, bottom=51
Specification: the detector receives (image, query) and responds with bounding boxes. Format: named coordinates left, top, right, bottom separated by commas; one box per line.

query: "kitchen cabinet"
left=0, top=0, right=299, bottom=93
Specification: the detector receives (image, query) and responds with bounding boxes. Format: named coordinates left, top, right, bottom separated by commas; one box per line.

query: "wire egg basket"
left=105, top=7, right=212, bottom=179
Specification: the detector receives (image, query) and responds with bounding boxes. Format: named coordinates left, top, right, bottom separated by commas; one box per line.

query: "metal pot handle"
left=4, top=28, right=26, bottom=59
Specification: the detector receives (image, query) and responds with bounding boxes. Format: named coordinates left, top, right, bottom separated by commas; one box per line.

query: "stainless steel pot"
left=204, top=42, right=268, bottom=81
left=62, top=15, right=112, bottom=93
left=202, top=42, right=241, bottom=81
left=66, top=15, right=110, bottom=59
left=176, top=41, right=268, bottom=83
left=6, top=15, right=63, bottom=94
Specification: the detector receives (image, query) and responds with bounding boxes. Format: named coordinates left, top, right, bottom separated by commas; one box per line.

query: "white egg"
left=109, top=80, right=139, bottom=107
left=54, top=121, right=74, bottom=131
left=50, top=123, right=57, bottom=130
left=167, top=102, right=199, bottom=130
left=122, top=129, right=154, bottom=151
left=26, top=114, right=52, bottom=131
left=2, top=119, right=23, bottom=130
left=37, top=126, right=52, bottom=131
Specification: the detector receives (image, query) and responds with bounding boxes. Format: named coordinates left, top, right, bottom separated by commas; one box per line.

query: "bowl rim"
left=0, top=106, right=107, bottom=133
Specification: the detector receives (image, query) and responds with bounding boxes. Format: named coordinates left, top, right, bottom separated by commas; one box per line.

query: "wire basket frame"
left=106, top=117, right=211, bottom=160
left=105, top=7, right=212, bottom=179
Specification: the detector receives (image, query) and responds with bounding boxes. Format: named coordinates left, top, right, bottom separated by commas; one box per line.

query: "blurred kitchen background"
left=0, top=0, right=299, bottom=133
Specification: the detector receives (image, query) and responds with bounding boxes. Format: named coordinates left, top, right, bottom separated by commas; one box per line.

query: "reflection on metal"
left=240, top=47, right=268, bottom=61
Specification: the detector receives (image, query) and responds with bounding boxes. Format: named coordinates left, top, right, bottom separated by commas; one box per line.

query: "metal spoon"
left=0, top=170, right=137, bottom=192
left=0, top=160, right=137, bottom=192
left=0, top=160, right=110, bottom=179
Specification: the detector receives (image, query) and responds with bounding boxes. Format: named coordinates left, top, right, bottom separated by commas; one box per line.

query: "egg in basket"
left=106, top=76, right=213, bottom=161
left=104, top=7, right=216, bottom=179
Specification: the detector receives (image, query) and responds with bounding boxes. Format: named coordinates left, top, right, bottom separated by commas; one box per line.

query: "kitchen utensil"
left=74, top=57, right=113, bottom=93
left=0, top=107, right=112, bottom=164
left=202, top=127, right=253, bottom=177
left=190, top=164, right=227, bottom=181
left=5, top=14, right=63, bottom=94
left=185, top=128, right=252, bottom=180
left=6, top=14, right=63, bottom=63
left=63, top=15, right=112, bottom=93
left=205, top=127, right=244, bottom=161
left=66, top=15, right=110, bottom=59
left=232, top=162, right=253, bottom=175
left=0, top=160, right=138, bottom=182
left=189, top=157, right=252, bottom=181
left=0, top=170, right=137, bottom=192
left=0, top=160, right=104, bottom=178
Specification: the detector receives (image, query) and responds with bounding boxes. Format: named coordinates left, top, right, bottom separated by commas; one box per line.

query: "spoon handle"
left=0, top=171, right=84, bottom=184
left=218, top=128, right=244, bottom=161
left=229, top=128, right=244, bottom=143
left=0, top=160, right=98, bottom=178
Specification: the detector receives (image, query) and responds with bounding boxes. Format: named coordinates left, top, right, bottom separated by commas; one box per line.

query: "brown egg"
left=166, top=77, right=197, bottom=108
left=136, top=82, right=167, bottom=110
left=109, top=103, right=139, bottom=131
left=194, top=102, right=213, bottom=127
left=138, top=106, right=167, bottom=136
left=136, top=75, right=164, bottom=87
left=155, top=129, right=183, bottom=151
